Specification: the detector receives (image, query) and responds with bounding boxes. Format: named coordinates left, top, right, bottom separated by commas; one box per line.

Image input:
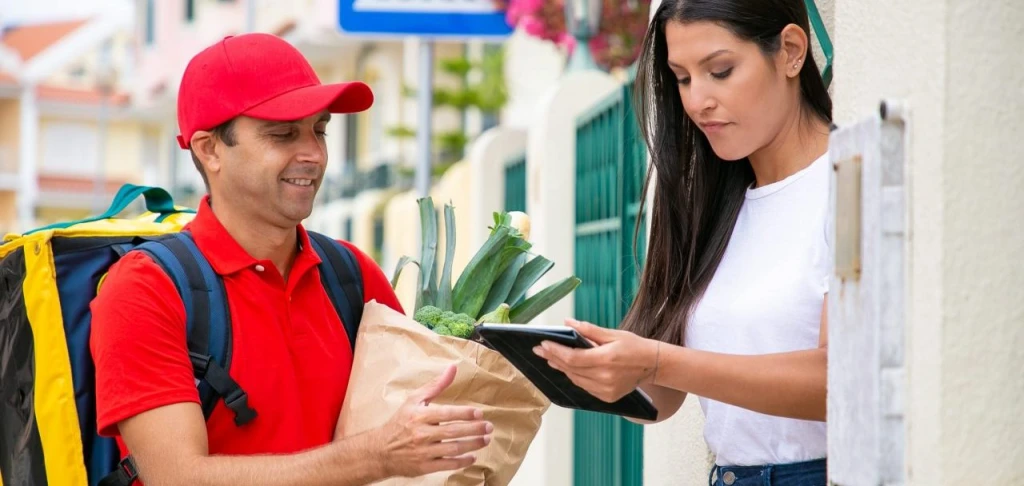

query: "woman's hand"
left=533, top=319, right=661, bottom=403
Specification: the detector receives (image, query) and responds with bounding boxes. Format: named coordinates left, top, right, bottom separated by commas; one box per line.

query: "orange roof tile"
left=38, top=174, right=131, bottom=194
left=1, top=19, right=89, bottom=62
left=35, top=84, right=131, bottom=105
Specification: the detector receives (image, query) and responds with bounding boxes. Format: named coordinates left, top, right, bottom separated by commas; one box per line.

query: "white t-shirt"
left=683, top=151, right=831, bottom=467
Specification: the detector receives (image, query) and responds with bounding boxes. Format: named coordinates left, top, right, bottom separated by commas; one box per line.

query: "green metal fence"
left=573, top=71, right=647, bottom=486
left=504, top=153, right=527, bottom=212
left=806, top=0, right=833, bottom=88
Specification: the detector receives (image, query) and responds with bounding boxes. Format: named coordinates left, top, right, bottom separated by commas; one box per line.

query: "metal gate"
left=573, top=71, right=646, bottom=486
left=504, top=153, right=527, bottom=212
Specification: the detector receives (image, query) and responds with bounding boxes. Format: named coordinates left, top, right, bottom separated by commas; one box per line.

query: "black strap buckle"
left=189, top=352, right=257, bottom=426
left=189, top=351, right=211, bottom=377
left=223, top=387, right=257, bottom=426
left=118, top=456, right=139, bottom=481
left=99, top=456, right=139, bottom=486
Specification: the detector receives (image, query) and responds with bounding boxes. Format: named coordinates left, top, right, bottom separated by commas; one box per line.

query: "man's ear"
left=778, top=24, right=810, bottom=78
left=190, top=131, right=222, bottom=175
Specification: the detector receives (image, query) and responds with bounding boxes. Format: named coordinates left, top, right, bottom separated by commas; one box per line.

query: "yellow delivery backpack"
left=0, top=185, right=194, bottom=486
left=0, top=184, right=366, bottom=486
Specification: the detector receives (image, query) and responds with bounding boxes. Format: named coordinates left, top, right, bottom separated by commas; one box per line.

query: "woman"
left=532, top=0, right=833, bottom=484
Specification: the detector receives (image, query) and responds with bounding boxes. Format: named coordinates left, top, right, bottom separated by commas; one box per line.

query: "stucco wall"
left=644, top=397, right=714, bottom=485
left=940, top=0, right=1023, bottom=483
left=833, top=0, right=1024, bottom=483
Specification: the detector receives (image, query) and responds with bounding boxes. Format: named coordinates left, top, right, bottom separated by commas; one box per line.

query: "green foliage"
left=386, top=125, right=417, bottom=139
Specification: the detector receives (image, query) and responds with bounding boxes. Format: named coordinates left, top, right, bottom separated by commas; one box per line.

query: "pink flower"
left=520, top=15, right=548, bottom=38
left=557, top=32, right=576, bottom=52
left=588, top=34, right=609, bottom=52
left=506, top=0, right=543, bottom=20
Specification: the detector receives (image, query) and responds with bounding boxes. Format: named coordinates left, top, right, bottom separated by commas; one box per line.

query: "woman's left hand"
left=533, top=319, right=661, bottom=403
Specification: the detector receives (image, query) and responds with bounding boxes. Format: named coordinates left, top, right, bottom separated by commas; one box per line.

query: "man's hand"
left=370, top=364, right=493, bottom=479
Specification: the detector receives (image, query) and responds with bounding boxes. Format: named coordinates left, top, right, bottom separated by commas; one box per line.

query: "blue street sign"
left=338, top=0, right=514, bottom=39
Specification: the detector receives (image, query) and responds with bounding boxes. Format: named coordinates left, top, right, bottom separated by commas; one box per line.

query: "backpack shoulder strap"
left=133, top=232, right=255, bottom=426
left=306, top=232, right=364, bottom=350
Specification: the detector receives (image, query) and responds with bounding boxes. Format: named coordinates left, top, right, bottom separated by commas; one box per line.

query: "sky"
left=0, top=0, right=133, bottom=27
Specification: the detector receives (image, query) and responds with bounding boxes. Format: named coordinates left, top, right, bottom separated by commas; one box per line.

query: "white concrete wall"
left=938, top=0, right=1023, bottom=482
left=430, top=159, right=476, bottom=282
left=500, top=29, right=567, bottom=129
left=833, top=0, right=1024, bottom=483
left=467, top=126, right=527, bottom=249
left=382, top=188, right=420, bottom=312
left=644, top=398, right=713, bottom=486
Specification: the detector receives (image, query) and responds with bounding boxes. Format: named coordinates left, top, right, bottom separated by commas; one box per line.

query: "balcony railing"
left=319, top=163, right=415, bottom=202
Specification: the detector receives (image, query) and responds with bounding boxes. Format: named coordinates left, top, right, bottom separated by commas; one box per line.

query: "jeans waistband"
left=708, top=458, right=826, bottom=486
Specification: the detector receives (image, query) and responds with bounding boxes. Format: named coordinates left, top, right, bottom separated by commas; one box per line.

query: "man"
left=90, top=33, right=491, bottom=485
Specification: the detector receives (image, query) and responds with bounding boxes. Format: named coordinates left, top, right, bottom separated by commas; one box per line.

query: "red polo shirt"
left=90, top=197, right=403, bottom=459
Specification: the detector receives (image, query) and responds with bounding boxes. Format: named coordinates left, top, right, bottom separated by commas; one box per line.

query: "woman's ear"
left=778, top=23, right=810, bottom=78
left=190, top=131, right=222, bottom=176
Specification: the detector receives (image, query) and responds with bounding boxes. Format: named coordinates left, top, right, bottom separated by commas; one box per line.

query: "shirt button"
left=254, top=264, right=265, bottom=272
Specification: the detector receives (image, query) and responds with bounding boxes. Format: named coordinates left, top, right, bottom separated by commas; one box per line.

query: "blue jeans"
left=709, top=458, right=827, bottom=486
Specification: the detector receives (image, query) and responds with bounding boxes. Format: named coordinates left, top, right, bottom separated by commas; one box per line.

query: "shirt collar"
left=185, top=196, right=322, bottom=276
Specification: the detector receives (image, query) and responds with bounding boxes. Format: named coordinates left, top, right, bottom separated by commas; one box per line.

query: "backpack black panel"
left=0, top=247, right=48, bottom=486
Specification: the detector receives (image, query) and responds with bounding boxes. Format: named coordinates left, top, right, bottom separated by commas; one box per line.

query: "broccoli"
left=437, top=312, right=477, bottom=339
left=433, top=325, right=454, bottom=336
left=448, top=321, right=475, bottom=339
left=414, top=306, right=444, bottom=329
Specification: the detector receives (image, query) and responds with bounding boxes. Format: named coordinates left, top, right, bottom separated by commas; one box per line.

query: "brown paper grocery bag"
left=337, top=301, right=551, bottom=486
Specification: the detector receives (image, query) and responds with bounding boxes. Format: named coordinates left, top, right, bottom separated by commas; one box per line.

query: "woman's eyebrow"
left=668, top=49, right=731, bottom=70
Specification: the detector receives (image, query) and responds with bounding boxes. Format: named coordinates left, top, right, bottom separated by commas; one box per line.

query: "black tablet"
left=471, top=324, right=659, bottom=421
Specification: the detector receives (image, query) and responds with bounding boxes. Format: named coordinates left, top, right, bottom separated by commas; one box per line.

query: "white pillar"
left=17, top=86, right=38, bottom=231
left=467, top=127, right=527, bottom=250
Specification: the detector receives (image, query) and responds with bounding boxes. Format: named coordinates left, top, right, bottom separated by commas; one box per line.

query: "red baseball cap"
left=176, top=33, right=373, bottom=149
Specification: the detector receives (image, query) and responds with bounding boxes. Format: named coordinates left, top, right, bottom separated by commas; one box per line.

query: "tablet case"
left=471, top=324, right=659, bottom=421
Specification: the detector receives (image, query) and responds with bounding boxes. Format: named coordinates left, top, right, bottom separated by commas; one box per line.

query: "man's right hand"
left=117, top=364, right=491, bottom=486
left=368, top=364, right=493, bottom=479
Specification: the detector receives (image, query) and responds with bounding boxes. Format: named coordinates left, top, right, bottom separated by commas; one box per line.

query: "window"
left=41, top=122, right=99, bottom=176
left=68, top=63, right=87, bottom=80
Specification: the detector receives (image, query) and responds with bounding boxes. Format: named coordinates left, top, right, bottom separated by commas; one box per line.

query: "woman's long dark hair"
left=620, top=0, right=833, bottom=346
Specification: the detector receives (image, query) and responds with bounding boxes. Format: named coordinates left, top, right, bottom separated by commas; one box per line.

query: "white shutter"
left=40, top=122, right=99, bottom=176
